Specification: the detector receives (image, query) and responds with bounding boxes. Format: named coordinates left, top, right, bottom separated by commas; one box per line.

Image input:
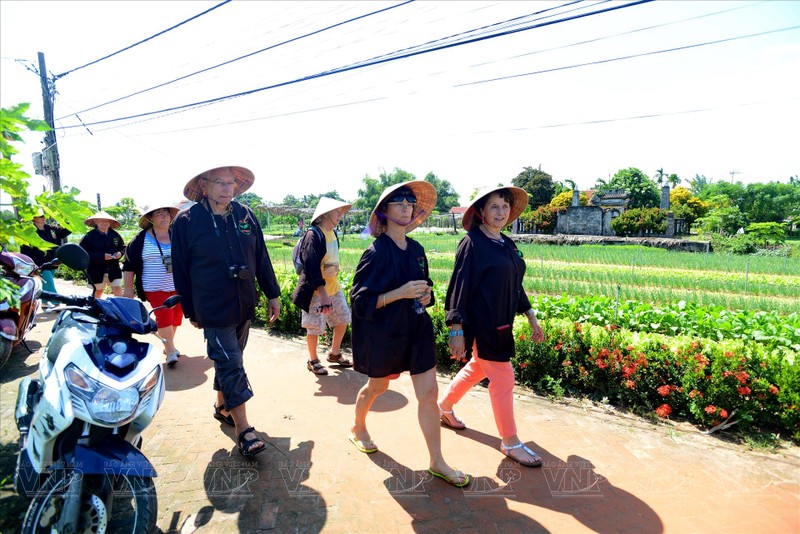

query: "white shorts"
left=301, top=290, right=352, bottom=336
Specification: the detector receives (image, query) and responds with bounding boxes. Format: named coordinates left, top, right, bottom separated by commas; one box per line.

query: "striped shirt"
left=141, top=233, right=175, bottom=292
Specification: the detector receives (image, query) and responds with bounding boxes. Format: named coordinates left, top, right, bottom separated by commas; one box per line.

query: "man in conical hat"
left=292, top=197, right=353, bottom=375
left=172, top=165, right=280, bottom=457
left=79, top=210, right=125, bottom=298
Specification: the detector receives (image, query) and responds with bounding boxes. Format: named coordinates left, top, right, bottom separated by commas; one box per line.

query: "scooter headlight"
left=65, top=364, right=140, bottom=424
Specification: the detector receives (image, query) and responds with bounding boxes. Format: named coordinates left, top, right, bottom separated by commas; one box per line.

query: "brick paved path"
left=1, top=279, right=798, bottom=533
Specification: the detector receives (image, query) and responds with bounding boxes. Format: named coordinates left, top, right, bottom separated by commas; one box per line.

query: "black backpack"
left=292, top=225, right=324, bottom=275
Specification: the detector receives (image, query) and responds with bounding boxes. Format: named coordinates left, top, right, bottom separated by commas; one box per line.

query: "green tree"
left=692, top=206, right=747, bottom=236
left=422, top=172, right=459, bottom=213
left=353, top=168, right=415, bottom=211
left=607, top=167, right=660, bottom=209
left=512, top=166, right=555, bottom=208
left=697, top=181, right=746, bottom=206
left=654, top=168, right=667, bottom=186
left=746, top=222, right=787, bottom=246
left=689, top=174, right=710, bottom=195
left=1, top=103, right=93, bottom=305
left=741, top=181, right=800, bottom=223
left=105, top=197, right=140, bottom=229
left=667, top=173, right=681, bottom=189
left=235, top=192, right=265, bottom=209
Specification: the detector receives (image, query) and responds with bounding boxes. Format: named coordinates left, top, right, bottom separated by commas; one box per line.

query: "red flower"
left=626, top=345, right=635, bottom=351
left=519, top=362, right=529, bottom=369
left=655, top=404, right=672, bottom=418
left=768, top=385, right=779, bottom=395
left=595, top=358, right=608, bottom=370
left=657, top=385, right=671, bottom=397
left=704, top=405, right=717, bottom=414
left=734, top=371, right=749, bottom=384
left=519, top=334, right=526, bottom=341
left=719, top=409, right=728, bottom=419
left=625, top=379, right=636, bottom=389
left=554, top=343, right=563, bottom=351
left=688, top=390, right=704, bottom=399
left=724, top=351, right=735, bottom=358
left=737, top=386, right=751, bottom=396
left=562, top=360, right=572, bottom=367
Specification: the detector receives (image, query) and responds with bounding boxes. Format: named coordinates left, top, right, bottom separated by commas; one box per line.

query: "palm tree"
left=564, top=179, right=577, bottom=191
left=668, top=173, right=681, bottom=189
left=654, top=168, right=666, bottom=186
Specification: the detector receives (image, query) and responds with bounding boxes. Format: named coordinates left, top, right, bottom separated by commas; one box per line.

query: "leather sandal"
left=326, top=352, right=353, bottom=367
left=439, top=405, right=466, bottom=430
left=238, top=427, right=266, bottom=457
left=213, top=404, right=234, bottom=427
left=307, top=359, right=328, bottom=375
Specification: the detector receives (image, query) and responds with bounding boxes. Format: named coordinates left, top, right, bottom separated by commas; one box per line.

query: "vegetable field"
left=263, top=232, right=799, bottom=440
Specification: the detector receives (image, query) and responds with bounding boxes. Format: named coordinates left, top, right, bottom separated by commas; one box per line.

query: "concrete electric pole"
left=37, top=52, right=62, bottom=193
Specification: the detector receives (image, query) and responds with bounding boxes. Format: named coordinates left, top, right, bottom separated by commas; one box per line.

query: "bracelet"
left=449, top=329, right=464, bottom=337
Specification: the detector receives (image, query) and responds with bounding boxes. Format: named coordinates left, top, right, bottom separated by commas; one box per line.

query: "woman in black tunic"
left=438, top=187, right=545, bottom=467
left=349, top=181, right=469, bottom=487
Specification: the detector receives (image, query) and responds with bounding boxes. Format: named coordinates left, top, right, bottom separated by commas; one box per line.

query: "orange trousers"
left=441, top=349, right=517, bottom=439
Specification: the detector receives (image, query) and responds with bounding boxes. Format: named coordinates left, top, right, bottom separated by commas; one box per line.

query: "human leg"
left=109, top=276, right=122, bottom=297
left=350, top=376, right=390, bottom=451
left=40, top=270, right=57, bottom=304
left=301, top=305, right=328, bottom=374
left=411, top=368, right=468, bottom=486
left=206, top=324, right=263, bottom=455
left=439, top=355, right=486, bottom=410
left=325, top=291, right=352, bottom=366
left=480, top=357, right=541, bottom=467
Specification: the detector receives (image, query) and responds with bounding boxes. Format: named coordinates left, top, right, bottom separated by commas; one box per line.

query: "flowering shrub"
left=258, top=270, right=800, bottom=442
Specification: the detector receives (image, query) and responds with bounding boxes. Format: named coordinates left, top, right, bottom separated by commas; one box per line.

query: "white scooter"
left=14, top=243, right=179, bottom=533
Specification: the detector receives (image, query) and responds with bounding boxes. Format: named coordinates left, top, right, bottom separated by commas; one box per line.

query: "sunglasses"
left=387, top=194, right=417, bottom=204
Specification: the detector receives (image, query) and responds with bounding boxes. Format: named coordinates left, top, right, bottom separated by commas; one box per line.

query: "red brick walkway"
left=1, top=279, right=798, bottom=533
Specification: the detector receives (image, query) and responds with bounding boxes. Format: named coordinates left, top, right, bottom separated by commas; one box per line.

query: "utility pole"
left=38, top=52, right=62, bottom=193
left=729, top=170, right=741, bottom=184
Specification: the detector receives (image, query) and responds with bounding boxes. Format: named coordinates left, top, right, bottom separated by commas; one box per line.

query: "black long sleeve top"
left=171, top=201, right=280, bottom=328
left=20, top=224, right=71, bottom=270
left=78, top=228, right=125, bottom=279
left=444, top=228, right=532, bottom=362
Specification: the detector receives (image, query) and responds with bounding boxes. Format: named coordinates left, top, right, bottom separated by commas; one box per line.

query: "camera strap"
left=204, top=199, right=248, bottom=272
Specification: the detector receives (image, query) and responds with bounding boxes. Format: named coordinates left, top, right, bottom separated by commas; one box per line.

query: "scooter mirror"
left=55, top=243, right=90, bottom=271
left=162, top=295, right=181, bottom=308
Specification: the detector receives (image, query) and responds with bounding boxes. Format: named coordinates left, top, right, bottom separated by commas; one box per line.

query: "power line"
left=456, top=25, right=800, bottom=87
left=54, top=0, right=233, bottom=80
left=56, top=0, right=654, bottom=130
left=58, top=0, right=415, bottom=120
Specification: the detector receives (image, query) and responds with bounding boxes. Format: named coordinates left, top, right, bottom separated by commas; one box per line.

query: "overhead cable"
left=456, top=25, right=800, bottom=87
left=58, top=0, right=415, bottom=119
left=57, top=0, right=654, bottom=129
left=54, top=0, right=233, bottom=80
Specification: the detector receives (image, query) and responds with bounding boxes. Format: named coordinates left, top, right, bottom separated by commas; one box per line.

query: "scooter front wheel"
left=21, top=469, right=157, bottom=534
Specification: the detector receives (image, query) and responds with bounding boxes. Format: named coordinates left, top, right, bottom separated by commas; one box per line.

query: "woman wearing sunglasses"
left=438, top=186, right=545, bottom=467
left=348, top=180, right=470, bottom=487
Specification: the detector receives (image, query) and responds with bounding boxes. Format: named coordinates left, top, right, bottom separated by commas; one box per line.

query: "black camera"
left=228, top=265, right=251, bottom=280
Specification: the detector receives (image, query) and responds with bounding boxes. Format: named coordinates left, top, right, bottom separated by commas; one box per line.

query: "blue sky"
left=1, top=0, right=798, bottom=211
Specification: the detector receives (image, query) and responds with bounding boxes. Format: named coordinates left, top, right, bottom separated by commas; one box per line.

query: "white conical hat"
left=84, top=210, right=121, bottom=229
left=311, top=197, right=352, bottom=224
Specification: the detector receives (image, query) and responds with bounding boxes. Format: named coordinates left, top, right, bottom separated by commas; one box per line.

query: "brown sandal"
left=307, top=359, right=328, bottom=375
left=327, top=352, right=353, bottom=367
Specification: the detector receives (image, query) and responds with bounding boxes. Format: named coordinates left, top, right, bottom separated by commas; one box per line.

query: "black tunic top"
left=350, top=234, right=436, bottom=378
left=20, top=224, right=71, bottom=270
left=171, top=201, right=280, bottom=328
left=78, top=228, right=125, bottom=281
left=444, top=229, right=532, bottom=362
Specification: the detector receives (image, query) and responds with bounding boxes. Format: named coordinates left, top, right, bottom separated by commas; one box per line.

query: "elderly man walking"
left=172, top=165, right=281, bottom=457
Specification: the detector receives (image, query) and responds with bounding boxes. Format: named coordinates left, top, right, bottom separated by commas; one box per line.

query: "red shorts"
left=145, top=290, right=183, bottom=329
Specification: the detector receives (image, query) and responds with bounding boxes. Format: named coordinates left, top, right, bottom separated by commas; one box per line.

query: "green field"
left=267, top=232, right=800, bottom=316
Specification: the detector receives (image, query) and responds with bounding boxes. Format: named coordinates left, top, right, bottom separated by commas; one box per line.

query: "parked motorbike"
left=0, top=247, right=43, bottom=369
left=14, top=243, right=180, bottom=533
